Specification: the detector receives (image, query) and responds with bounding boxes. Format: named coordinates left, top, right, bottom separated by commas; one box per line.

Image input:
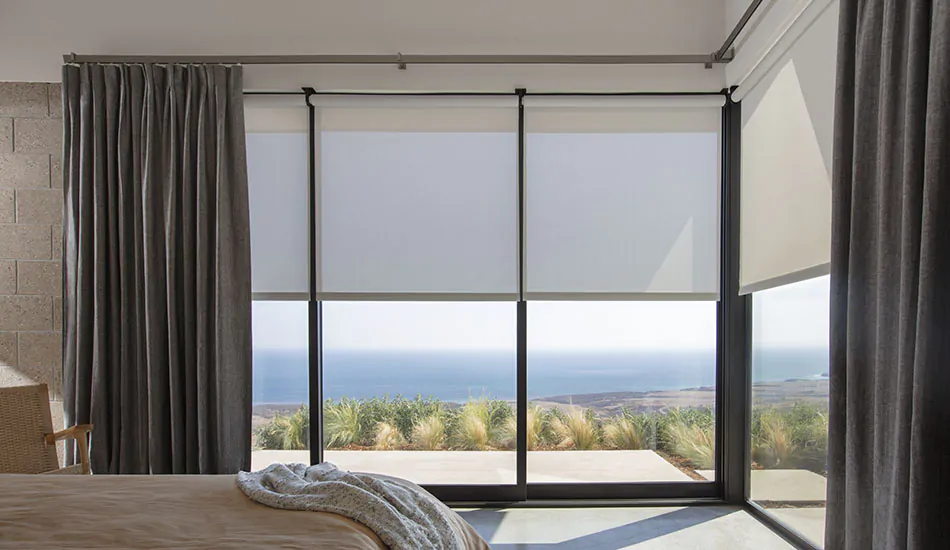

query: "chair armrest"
left=45, top=424, right=93, bottom=475
left=44, top=424, right=93, bottom=445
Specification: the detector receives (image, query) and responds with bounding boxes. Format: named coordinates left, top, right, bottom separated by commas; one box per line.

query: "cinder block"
left=0, top=295, right=51, bottom=330
left=0, top=365, right=63, bottom=400
left=48, top=84, right=62, bottom=118
left=0, top=118, right=11, bottom=153
left=15, top=188, right=62, bottom=224
left=0, top=332, right=16, bottom=367
left=17, top=261, right=61, bottom=296
left=51, top=154, right=62, bottom=189
left=0, top=83, right=48, bottom=118
left=50, top=399, right=65, bottom=465
left=0, top=365, right=34, bottom=387
left=0, top=189, right=13, bottom=223
left=17, top=331, right=62, bottom=398
left=0, top=153, right=51, bottom=188
left=14, top=118, right=62, bottom=154
left=53, top=297, right=63, bottom=330
left=0, top=224, right=50, bottom=259
left=0, top=260, right=14, bottom=294
left=51, top=225, right=63, bottom=259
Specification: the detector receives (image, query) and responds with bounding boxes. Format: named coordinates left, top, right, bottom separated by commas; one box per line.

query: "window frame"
left=249, top=88, right=741, bottom=505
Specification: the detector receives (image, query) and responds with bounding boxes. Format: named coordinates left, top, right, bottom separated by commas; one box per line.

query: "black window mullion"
left=516, top=88, right=528, bottom=498
left=304, top=87, right=324, bottom=466
left=717, top=89, right=751, bottom=503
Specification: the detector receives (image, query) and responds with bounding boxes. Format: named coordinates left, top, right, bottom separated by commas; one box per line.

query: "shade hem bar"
left=524, top=292, right=720, bottom=301
left=738, top=263, right=830, bottom=295
left=315, top=292, right=519, bottom=301
left=251, top=292, right=309, bottom=300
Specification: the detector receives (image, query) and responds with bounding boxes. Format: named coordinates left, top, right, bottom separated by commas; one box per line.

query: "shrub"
left=324, top=399, right=363, bottom=448
left=752, top=404, right=828, bottom=472
left=551, top=407, right=599, bottom=450
left=390, top=396, right=445, bottom=441
left=375, top=422, right=406, bottom=450
left=663, top=420, right=715, bottom=469
left=754, top=409, right=796, bottom=468
left=501, top=404, right=553, bottom=450
left=255, top=417, right=289, bottom=450
left=254, top=406, right=311, bottom=451
left=453, top=399, right=492, bottom=450
left=412, top=414, right=446, bottom=450
left=604, top=413, right=650, bottom=450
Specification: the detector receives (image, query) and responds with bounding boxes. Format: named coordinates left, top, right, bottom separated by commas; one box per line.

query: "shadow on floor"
left=458, top=506, right=736, bottom=549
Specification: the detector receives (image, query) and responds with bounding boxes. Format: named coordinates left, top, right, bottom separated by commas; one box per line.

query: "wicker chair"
left=0, top=384, right=93, bottom=475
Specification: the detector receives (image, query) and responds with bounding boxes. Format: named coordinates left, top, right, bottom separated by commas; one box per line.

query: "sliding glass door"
left=523, top=97, right=724, bottom=489
left=245, top=91, right=731, bottom=502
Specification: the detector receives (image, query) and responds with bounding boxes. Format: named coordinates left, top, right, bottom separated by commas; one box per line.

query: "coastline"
left=253, top=378, right=829, bottom=427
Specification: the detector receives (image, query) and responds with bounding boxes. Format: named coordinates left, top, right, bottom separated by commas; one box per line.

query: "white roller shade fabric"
left=524, top=96, right=723, bottom=300
left=245, top=96, right=310, bottom=298
left=738, top=5, right=837, bottom=295
left=318, top=96, right=519, bottom=300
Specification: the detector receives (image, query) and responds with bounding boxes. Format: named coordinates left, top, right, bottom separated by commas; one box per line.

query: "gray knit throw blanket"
left=237, top=463, right=464, bottom=550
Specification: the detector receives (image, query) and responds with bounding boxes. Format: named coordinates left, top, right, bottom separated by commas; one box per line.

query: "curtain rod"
left=716, top=0, right=766, bottom=61
left=243, top=90, right=729, bottom=96
left=62, top=5, right=765, bottom=69
left=63, top=52, right=734, bottom=68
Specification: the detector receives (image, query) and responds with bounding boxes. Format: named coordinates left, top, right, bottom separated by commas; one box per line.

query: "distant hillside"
left=536, top=379, right=829, bottom=416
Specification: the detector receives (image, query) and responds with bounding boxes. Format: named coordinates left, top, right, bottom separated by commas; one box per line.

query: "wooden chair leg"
left=76, top=432, right=90, bottom=474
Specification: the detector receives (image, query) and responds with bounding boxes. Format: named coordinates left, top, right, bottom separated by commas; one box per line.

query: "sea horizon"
left=252, top=348, right=828, bottom=406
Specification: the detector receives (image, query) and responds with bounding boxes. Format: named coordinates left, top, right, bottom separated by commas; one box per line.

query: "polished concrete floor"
left=458, top=506, right=796, bottom=549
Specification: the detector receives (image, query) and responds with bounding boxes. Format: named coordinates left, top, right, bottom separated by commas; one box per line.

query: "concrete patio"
left=697, top=469, right=827, bottom=503
left=252, top=449, right=695, bottom=485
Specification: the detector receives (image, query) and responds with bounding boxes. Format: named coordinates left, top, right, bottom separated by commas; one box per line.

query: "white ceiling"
left=0, top=0, right=794, bottom=92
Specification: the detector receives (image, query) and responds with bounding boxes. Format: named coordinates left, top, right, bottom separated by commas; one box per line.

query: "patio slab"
left=697, top=469, right=827, bottom=503
left=252, top=449, right=694, bottom=485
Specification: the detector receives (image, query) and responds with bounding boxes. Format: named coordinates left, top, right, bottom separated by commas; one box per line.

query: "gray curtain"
left=62, top=64, right=252, bottom=475
left=829, top=1, right=950, bottom=548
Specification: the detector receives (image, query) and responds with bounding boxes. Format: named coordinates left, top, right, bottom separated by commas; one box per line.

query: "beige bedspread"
left=0, top=474, right=489, bottom=549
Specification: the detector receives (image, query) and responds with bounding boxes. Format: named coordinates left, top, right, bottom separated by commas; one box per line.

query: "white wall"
left=726, top=0, right=838, bottom=88
left=0, top=0, right=728, bottom=92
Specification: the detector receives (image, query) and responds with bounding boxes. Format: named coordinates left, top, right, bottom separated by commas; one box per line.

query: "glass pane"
left=323, top=302, right=517, bottom=485
left=246, top=133, right=309, bottom=294
left=751, top=276, right=830, bottom=548
left=320, top=130, right=518, bottom=295
left=527, top=301, right=717, bottom=483
left=251, top=301, right=310, bottom=469
left=525, top=129, right=719, bottom=296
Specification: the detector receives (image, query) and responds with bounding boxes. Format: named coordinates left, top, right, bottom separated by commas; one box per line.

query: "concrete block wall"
left=0, top=82, right=65, bottom=457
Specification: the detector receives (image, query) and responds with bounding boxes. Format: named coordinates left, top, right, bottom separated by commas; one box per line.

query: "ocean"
left=252, top=347, right=828, bottom=405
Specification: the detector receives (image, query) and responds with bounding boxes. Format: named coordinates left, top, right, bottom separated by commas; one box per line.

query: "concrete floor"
left=458, top=506, right=796, bottom=549
left=251, top=451, right=817, bottom=548
left=252, top=450, right=695, bottom=485
left=767, top=508, right=826, bottom=548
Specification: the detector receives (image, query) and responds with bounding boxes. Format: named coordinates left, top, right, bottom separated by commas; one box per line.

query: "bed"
left=0, top=474, right=490, bottom=549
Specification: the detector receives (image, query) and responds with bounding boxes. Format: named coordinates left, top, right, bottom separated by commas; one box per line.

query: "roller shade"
left=738, top=5, right=837, bottom=295
left=245, top=96, right=310, bottom=298
left=317, top=96, right=519, bottom=300
left=524, top=96, right=723, bottom=300
left=244, top=95, right=309, bottom=133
